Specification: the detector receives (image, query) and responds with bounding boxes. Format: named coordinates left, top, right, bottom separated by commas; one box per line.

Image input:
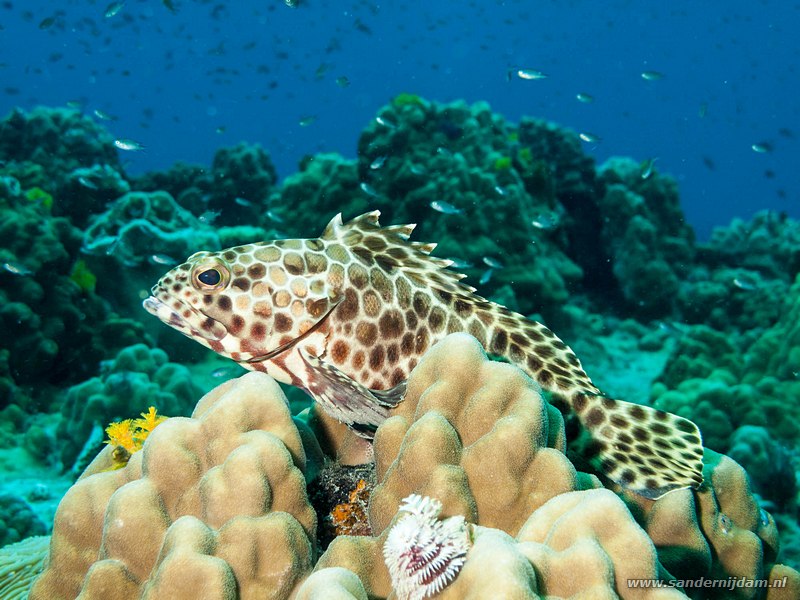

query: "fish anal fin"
left=575, top=394, right=704, bottom=499
left=298, top=349, right=404, bottom=438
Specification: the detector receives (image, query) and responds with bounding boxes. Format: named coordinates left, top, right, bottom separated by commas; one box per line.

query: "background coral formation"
left=1, top=95, right=799, bottom=596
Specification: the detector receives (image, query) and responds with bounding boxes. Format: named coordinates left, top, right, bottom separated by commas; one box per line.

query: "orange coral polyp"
left=330, top=479, right=372, bottom=537
left=104, top=406, right=169, bottom=467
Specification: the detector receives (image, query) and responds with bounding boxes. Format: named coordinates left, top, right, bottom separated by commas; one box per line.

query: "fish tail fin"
left=478, top=304, right=704, bottom=498
left=570, top=393, right=704, bottom=498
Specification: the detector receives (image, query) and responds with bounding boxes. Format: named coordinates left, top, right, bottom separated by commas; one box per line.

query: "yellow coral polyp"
left=104, top=420, right=137, bottom=453
left=104, top=406, right=169, bottom=468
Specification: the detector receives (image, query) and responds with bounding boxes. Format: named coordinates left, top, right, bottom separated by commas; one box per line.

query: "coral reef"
left=81, top=190, right=219, bottom=268
left=653, top=274, right=800, bottom=454
left=31, top=371, right=316, bottom=600
left=728, top=426, right=797, bottom=513
left=133, top=142, right=279, bottom=227
left=702, top=210, right=800, bottom=281
left=0, top=494, right=46, bottom=547
left=593, top=157, right=695, bottom=319
left=57, top=164, right=131, bottom=229
left=16, top=334, right=799, bottom=599
left=0, top=106, right=120, bottom=185
left=347, top=98, right=585, bottom=318
left=270, top=153, right=367, bottom=237
left=56, top=344, right=201, bottom=473
left=0, top=184, right=147, bottom=419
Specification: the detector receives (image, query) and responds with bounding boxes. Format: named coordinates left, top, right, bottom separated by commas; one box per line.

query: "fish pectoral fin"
left=298, top=349, right=405, bottom=438
left=370, top=380, right=407, bottom=409
left=574, top=394, right=705, bottom=499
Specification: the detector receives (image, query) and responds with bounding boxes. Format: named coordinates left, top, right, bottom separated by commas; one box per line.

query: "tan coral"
left=17, top=333, right=800, bottom=600
left=29, top=372, right=317, bottom=600
left=626, top=450, right=800, bottom=599
left=369, top=332, right=584, bottom=537
left=318, top=334, right=675, bottom=599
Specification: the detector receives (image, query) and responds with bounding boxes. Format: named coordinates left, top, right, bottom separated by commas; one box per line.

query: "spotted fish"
left=144, top=211, right=704, bottom=499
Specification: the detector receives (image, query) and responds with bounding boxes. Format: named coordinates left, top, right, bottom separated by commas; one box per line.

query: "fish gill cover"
left=0, top=2, right=799, bottom=599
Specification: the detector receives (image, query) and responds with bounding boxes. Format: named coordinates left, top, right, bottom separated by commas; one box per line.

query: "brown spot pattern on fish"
left=144, top=210, right=704, bottom=499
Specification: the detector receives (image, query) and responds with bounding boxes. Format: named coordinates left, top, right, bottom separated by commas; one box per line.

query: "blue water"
left=1, top=0, right=797, bottom=238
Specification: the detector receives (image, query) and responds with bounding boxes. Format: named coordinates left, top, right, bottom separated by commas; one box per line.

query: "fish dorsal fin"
left=320, top=210, right=478, bottom=296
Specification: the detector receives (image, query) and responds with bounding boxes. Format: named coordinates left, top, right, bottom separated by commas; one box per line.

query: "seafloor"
left=1, top=96, right=799, bottom=599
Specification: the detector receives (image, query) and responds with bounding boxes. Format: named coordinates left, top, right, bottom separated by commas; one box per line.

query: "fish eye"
left=192, top=261, right=230, bottom=291
left=198, top=269, right=221, bottom=285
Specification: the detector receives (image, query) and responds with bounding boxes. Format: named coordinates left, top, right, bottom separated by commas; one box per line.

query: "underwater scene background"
left=1, top=1, right=799, bottom=599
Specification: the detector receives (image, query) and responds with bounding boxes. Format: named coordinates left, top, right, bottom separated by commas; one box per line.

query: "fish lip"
left=142, top=294, right=226, bottom=341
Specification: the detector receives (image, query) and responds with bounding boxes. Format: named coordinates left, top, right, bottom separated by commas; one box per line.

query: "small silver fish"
left=77, top=176, right=98, bottom=190
left=3, top=261, right=33, bottom=276
left=211, top=366, right=237, bottom=378
left=640, top=157, right=658, bottom=179
left=299, top=115, right=317, bottom=127
left=285, top=0, right=298, bottom=7
left=335, top=76, right=350, bottom=88
left=93, top=109, right=116, bottom=121
left=198, top=209, right=221, bottom=224
left=513, top=68, right=548, bottom=80
left=359, top=182, right=381, bottom=198
left=266, top=209, right=285, bottom=223
left=429, top=200, right=463, bottom=215
left=105, top=236, right=122, bottom=256
left=530, top=210, right=560, bottom=230
left=234, top=197, right=253, bottom=207
left=579, top=132, right=601, bottom=143
left=479, top=268, right=493, bottom=285
left=641, top=70, right=664, bottom=81
left=104, top=2, right=125, bottom=18
left=375, top=115, right=397, bottom=128
left=149, top=254, right=176, bottom=266
left=751, top=143, right=772, bottom=154
left=447, top=257, right=473, bottom=270
left=409, top=164, right=426, bottom=175
left=576, top=92, right=594, bottom=103
left=482, top=256, right=504, bottom=269
left=370, top=156, right=387, bottom=170
left=114, top=138, right=145, bottom=151
left=732, top=276, right=757, bottom=291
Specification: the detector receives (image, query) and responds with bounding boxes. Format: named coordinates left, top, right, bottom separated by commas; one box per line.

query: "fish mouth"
left=142, top=295, right=226, bottom=342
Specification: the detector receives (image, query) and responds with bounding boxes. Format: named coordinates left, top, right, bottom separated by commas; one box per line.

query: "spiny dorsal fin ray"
left=478, top=302, right=704, bottom=499
left=321, top=210, right=478, bottom=297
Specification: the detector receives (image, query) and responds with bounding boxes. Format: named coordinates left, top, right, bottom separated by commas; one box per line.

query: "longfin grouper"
left=144, top=211, right=704, bottom=499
